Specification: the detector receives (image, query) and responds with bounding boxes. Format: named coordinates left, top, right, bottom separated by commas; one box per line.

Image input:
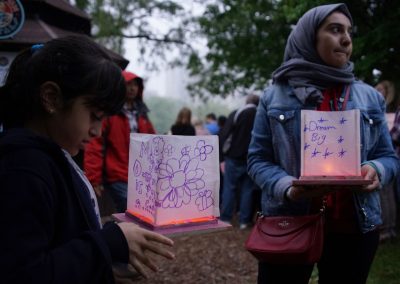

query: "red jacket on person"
left=84, top=71, right=155, bottom=186
left=84, top=113, right=155, bottom=186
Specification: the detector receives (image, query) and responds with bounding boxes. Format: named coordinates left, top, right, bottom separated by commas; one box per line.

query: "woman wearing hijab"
left=247, top=3, right=399, bottom=284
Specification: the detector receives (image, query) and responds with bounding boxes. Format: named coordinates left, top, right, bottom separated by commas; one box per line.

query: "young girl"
left=0, top=35, right=174, bottom=283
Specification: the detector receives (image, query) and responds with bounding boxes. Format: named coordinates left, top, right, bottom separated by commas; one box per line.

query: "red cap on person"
left=122, top=70, right=139, bottom=83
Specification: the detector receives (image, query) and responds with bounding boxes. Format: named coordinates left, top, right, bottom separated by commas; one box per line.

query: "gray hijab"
left=272, top=3, right=355, bottom=105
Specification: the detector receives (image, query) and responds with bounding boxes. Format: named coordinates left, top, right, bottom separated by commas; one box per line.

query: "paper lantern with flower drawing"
left=126, top=134, right=220, bottom=228
left=300, top=109, right=361, bottom=177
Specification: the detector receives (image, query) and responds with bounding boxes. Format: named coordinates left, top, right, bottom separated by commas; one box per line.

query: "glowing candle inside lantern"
left=323, top=163, right=334, bottom=174
left=300, top=110, right=361, bottom=177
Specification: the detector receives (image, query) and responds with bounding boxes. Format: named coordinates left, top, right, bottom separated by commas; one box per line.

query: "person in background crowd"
left=219, top=94, right=259, bottom=229
left=84, top=70, right=156, bottom=213
left=170, top=107, right=196, bottom=136
left=375, top=81, right=398, bottom=242
left=193, top=117, right=210, bottom=135
left=205, top=113, right=219, bottom=135
left=0, top=35, right=174, bottom=283
left=217, top=114, right=228, bottom=205
left=247, top=4, right=399, bottom=283
left=376, top=80, right=398, bottom=113
left=217, top=115, right=227, bottom=131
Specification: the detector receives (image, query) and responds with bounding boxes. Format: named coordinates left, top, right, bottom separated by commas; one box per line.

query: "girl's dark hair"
left=0, top=35, right=126, bottom=128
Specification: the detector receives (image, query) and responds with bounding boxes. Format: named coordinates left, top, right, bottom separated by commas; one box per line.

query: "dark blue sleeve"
left=0, top=170, right=128, bottom=284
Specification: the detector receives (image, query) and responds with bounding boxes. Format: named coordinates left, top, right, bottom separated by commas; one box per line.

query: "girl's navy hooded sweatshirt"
left=0, top=128, right=128, bottom=284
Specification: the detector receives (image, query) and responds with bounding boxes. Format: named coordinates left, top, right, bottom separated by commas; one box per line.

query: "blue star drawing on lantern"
left=304, top=142, right=311, bottom=151
left=323, top=148, right=334, bottom=159
left=195, top=190, right=215, bottom=211
left=194, top=140, right=213, bottom=161
left=156, top=156, right=205, bottom=208
left=311, top=148, right=321, bottom=158
left=337, top=135, right=344, bottom=144
left=339, top=117, right=347, bottom=125
left=338, top=148, right=347, bottom=158
left=318, top=117, right=328, bottom=123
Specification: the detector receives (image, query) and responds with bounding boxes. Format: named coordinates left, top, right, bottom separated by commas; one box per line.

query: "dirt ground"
left=99, top=192, right=259, bottom=284
left=134, top=225, right=258, bottom=284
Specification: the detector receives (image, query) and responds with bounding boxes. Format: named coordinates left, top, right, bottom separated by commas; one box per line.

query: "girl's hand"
left=117, top=223, right=175, bottom=278
left=93, top=184, right=104, bottom=197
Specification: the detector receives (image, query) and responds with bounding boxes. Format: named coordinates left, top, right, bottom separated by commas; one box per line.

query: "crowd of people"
left=1, top=3, right=400, bottom=284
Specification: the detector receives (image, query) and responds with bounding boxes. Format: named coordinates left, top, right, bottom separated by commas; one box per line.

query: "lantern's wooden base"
left=292, top=176, right=372, bottom=186
left=112, top=213, right=232, bottom=237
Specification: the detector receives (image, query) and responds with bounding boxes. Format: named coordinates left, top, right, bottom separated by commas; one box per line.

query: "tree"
left=74, top=0, right=400, bottom=98
left=73, top=0, right=195, bottom=70
left=187, top=0, right=289, bottom=98
left=348, top=0, right=400, bottom=87
left=188, top=0, right=400, bottom=97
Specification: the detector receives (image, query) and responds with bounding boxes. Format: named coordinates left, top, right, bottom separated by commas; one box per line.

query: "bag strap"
left=257, top=212, right=323, bottom=237
left=256, top=197, right=326, bottom=237
left=233, top=103, right=257, bottom=125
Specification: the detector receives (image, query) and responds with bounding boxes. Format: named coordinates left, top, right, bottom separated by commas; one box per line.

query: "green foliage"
left=191, top=99, right=231, bottom=121
left=367, top=238, right=400, bottom=283
left=75, top=0, right=400, bottom=98
left=309, top=238, right=400, bottom=283
left=349, top=0, right=400, bottom=87
left=188, top=0, right=400, bottom=97
left=74, top=0, right=190, bottom=64
left=145, top=96, right=183, bottom=134
left=188, top=0, right=287, bottom=97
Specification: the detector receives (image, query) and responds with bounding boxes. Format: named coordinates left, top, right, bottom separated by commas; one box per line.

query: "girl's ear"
left=39, top=81, right=62, bottom=114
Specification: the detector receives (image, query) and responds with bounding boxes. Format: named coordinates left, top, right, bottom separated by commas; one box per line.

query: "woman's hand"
left=117, top=223, right=175, bottom=278
left=287, top=164, right=380, bottom=201
left=286, top=185, right=335, bottom=201
left=359, top=164, right=380, bottom=192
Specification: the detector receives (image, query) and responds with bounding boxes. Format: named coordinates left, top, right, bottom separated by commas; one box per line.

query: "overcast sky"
left=123, top=1, right=209, bottom=98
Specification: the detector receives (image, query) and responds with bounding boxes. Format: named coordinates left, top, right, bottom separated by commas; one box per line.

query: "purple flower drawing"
left=195, top=190, right=214, bottom=211
left=152, top=137, right=165, bottom=157
left=194, top=140, right=213, bottom=161
left=157, top=157, right=205, bottom=208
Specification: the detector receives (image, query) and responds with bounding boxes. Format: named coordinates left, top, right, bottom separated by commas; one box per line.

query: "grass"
left=309, top=237, right=400, bottom=284
left=368, top=237, right=400, bottom=284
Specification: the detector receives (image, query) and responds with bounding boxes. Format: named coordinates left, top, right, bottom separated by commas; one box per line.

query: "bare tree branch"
left=116, top=33, right=194, bottom=50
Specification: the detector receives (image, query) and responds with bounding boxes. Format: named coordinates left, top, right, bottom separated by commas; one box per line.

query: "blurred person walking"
left=205, top=113, right=220, bottom=135
left=376, top=80, right=398, bottom=242
left=219, top=94, right=259, bottom=229
left=170, top=107, right=195, bottom=136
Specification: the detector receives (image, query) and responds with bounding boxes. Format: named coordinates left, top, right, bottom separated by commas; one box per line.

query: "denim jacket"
left=248, top=81, right=399, bottom=233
